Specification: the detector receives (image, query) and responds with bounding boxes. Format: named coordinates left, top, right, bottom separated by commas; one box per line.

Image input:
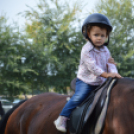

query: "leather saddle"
left=68, top=77, right=117, bottom=134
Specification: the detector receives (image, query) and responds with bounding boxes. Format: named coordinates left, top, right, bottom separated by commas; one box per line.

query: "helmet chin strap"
left=103, top=36, right=110, bottom=46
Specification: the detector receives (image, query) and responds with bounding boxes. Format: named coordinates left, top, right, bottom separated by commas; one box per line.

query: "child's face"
left=88, top=26, right=107, bottom=49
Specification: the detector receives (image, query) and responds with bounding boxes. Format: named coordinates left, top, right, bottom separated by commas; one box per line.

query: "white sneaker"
left=54, top=116, right=68, bottom=132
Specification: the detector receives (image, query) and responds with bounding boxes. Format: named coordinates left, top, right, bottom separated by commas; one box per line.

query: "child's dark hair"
left=87, top=23, right=111, bottom=36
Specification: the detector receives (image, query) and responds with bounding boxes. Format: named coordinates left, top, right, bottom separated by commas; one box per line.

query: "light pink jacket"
left=77, top=41, right=118, bottom=85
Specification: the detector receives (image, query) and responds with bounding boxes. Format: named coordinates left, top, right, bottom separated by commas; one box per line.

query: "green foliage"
left=0, top=16, right=33, bottom=97
left=2, top=0, right=134, bottom=97
left=0, top=0, right=85, bottom=97
left=93, top=0, right=134, bottom=77
left=22, top=0, right=84, bottom=93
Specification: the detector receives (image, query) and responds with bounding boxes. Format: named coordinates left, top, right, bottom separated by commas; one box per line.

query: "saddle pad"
left=68, top=77, right=117, bottom=134
left=94, top=79, right=117, bottom=134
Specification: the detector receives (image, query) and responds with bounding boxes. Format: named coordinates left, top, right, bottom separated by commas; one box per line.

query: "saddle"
left=68, top=77, right=117, bottom=134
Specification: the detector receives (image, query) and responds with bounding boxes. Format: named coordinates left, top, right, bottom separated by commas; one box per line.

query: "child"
left=54, top=13, right=122, bottom=132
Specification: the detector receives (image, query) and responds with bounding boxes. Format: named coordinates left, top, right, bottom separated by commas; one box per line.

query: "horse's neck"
left=105, top=78, right=134, bottom=134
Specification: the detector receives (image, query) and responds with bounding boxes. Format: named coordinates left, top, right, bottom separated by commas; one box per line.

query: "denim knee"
left=70, top=94, right=85, bottom=103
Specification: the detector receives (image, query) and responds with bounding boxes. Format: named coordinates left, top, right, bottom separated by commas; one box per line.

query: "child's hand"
left=101, top=72, right=123, bottom=78
left=108, top=57, right=117, bottom=65
left=107, top=72, right=122, bottom=78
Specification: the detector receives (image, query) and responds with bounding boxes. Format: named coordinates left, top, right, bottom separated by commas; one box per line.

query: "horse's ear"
left=70, top=78, right=77, bottom=91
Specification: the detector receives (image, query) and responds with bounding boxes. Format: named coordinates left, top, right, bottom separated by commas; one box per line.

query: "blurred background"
left=0, top=0, right=134, bottom=114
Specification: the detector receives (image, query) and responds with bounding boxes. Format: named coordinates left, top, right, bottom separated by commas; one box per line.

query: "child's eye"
left=101, top=35, right=105, bottom=37
left=94, top=34, right=98, bottom=36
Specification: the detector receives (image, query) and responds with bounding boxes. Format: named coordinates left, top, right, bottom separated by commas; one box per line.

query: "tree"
left=92, top=0, right=134, bottom=77
left=0, top=16, right=36, bottom=100
left=23, top=0, right=84, bottom=93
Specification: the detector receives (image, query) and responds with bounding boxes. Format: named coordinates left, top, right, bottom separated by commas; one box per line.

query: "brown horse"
left=0, top=77, right=134, bottom=134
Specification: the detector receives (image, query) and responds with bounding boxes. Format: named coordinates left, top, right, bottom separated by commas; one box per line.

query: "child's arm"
left=108, top=57, right=117, bottom=65
left=106, top=48, right=118, bottom=73
left=104, top=47, right=122, bottom=78
left=107, top=63, right=118, bottom=73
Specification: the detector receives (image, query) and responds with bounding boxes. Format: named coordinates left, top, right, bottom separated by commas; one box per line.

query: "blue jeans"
left=60, top=78, right=98, bottom=118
